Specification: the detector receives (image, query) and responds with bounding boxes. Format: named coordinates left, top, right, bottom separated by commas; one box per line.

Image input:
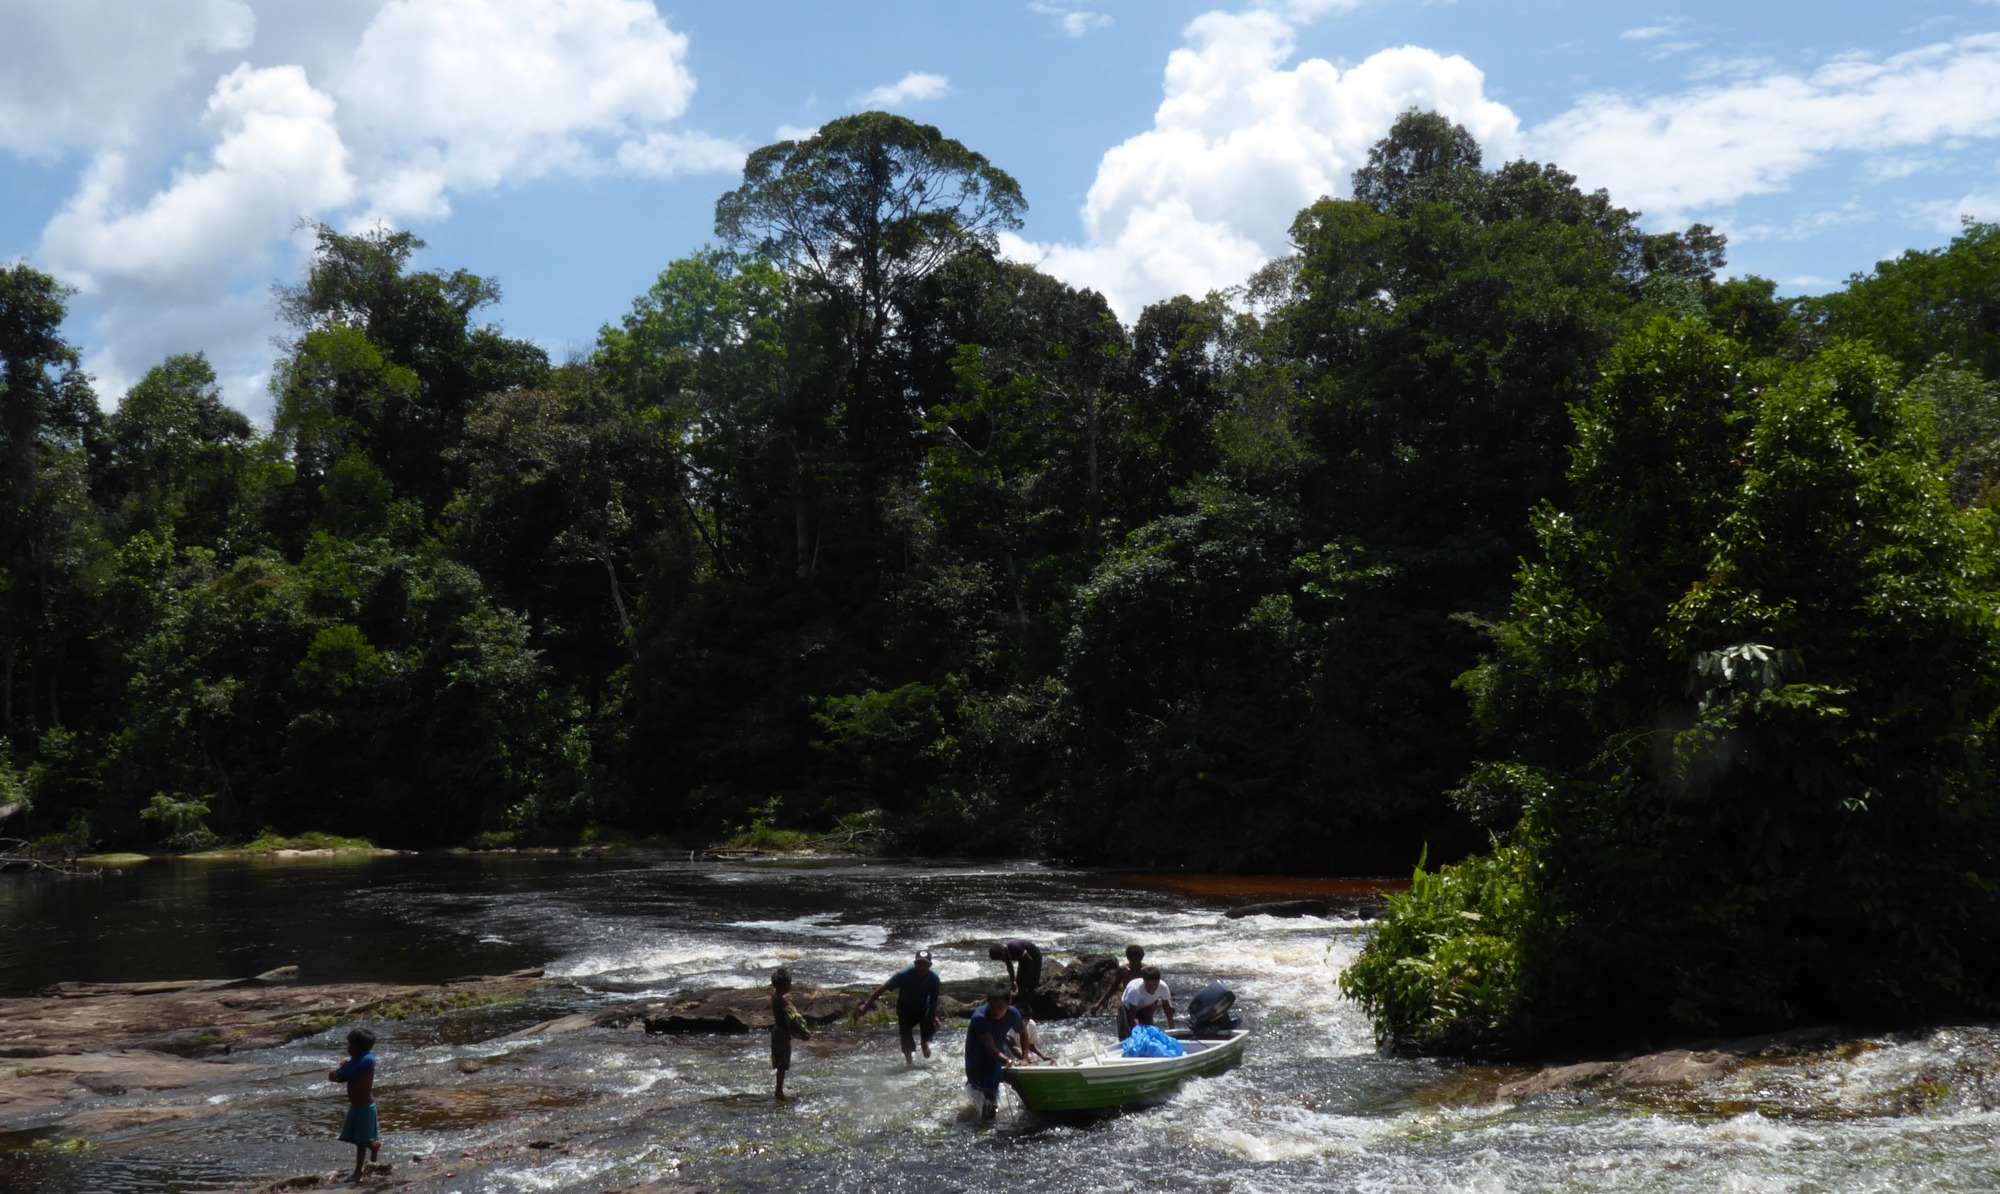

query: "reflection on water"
left=3, top=855, right=1999, bottom=1192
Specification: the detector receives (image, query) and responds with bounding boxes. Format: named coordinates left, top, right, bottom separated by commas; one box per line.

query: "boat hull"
left=1006, top=1029, right=1247, bottom=1112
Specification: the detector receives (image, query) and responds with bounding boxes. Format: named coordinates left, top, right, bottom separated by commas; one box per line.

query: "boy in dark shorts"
left=856, top=949, right=941, bottom=1066
left=770, top=967, right=810, bottom=1100
left=328, top=1027, right=380, bottom=1183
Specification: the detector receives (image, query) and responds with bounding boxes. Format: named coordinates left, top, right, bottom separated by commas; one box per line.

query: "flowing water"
left=3, top=853, right=1999, bottom=1192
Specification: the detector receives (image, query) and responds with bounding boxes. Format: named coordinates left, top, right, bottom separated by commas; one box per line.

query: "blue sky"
left=4, top=0, right=1999, bottom=416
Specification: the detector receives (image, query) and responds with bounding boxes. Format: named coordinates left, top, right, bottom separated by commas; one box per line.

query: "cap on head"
left=1141, top=965, right=1161, bottom=982
left=913, top=949, right=932, bottom=964
left=1126, top=944, right=1145, bottom=963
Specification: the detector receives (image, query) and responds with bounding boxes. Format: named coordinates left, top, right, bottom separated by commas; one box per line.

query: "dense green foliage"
left=7, top=97, right=2000, bottom=1043
left=1342, top=312, right=2000, bottom=1052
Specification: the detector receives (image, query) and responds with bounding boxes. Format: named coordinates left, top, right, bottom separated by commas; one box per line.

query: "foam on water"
left=13, top=856, right=2000, bottom=1194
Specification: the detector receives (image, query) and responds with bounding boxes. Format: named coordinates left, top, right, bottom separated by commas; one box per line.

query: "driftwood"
left=0, top=837, right=90, bottom=875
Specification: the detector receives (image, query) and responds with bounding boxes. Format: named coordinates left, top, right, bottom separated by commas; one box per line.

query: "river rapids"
left=2, top=853, right=1997, bottom=1191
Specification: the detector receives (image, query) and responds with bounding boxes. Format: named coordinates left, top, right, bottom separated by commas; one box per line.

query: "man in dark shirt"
left=989, top=938, right=1043, bottom=1015
left=964, top=984, right=1027, bottom=1121
left=857, top=949, right=942, bottom=1065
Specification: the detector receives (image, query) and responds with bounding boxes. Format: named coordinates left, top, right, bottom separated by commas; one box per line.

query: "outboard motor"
left=1187, top=981, right=1241, bottom=1038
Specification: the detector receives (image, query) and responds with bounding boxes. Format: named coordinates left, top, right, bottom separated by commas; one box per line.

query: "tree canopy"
left=8, top=115, right=2000, bottom=1050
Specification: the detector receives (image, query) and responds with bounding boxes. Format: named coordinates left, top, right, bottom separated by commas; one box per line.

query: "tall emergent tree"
left=714, top=112, right=1027, bottom=577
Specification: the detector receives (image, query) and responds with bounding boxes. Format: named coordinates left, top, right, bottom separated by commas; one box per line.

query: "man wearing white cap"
left=858, top=949, right=942, bottom=1066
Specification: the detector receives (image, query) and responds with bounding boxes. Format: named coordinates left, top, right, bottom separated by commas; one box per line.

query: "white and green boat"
left=1004, top=1028, right=1249, bottom=1112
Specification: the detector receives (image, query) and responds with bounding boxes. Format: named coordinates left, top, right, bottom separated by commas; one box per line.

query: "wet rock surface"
left=634, top=986, right=863, bottom=1035
left=0, top=968, right=551, bottom=1062
left=1449, top=1023, right=1999, bottom=1115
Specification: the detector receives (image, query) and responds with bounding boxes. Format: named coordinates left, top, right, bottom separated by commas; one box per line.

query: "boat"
left=1004, top=1027, right=1249, bottom=1112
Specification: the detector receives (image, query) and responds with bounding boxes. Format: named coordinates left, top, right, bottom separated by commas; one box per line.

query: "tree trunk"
left=1004, top=553, right=1029, bottom=635
left=1086, top=387, right=1101, bottom=548
left=599, top=549, right=639, bottom=664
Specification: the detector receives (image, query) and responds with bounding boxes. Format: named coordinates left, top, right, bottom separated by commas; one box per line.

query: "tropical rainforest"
left=5, top=109, right=2000, bottom=1050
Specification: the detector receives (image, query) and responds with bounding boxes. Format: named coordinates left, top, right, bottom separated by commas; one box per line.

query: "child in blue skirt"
left=329, top=1027, right=381, bottom=1182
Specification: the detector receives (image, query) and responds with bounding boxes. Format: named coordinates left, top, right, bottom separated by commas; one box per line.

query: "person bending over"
left=989, top=938, right=1043, bottom=1014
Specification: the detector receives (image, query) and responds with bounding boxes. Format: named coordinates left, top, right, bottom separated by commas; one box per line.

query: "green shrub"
left=1340, top=837, right=1545, bottom=1055
left=232, top=830, right=375, bottom=854
left=138, top=794, right=217, bottom=852
left=722, top=798, right=812, bottom=852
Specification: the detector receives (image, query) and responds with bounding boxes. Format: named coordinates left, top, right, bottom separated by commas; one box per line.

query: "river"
left=3, top=853, right=1998, bottom=1192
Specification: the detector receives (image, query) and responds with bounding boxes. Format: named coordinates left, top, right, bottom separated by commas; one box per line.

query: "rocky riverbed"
left=6, top=855, right=1999, bottom=1193
left=8, top=960, right=1995, bottom=1192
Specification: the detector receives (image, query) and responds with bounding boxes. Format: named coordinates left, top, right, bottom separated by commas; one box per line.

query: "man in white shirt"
left=1119, top=966, right=1174, bottom=1040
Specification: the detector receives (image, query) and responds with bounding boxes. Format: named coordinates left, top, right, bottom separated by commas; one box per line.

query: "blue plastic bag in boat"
left=1120, top=1025, right=1186, bottom=1058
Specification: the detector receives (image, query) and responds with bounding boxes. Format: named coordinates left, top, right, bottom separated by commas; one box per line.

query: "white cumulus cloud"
left=39, top=64, right=353, bottom=296
left=1010, top=7, right=1517, bottom=318
left=339, top=0, right=723, bottom=222
left=13, top=0, right=738, bottom=414
left=1530, top=33, right=2000, bottom=225
left=1029, top=2, right=1113, bottom=37
left=857, top=72, right=953, bottom=107
left=36, top=63, right=354, bottom=406
left=0, top=0, right=256, bottom=157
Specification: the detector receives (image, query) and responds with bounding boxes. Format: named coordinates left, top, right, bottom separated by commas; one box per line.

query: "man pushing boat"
left=965, top=983, right=1030, bottom=1121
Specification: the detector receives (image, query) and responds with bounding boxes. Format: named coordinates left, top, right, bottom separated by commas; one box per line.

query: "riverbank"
left=61, top=825, right=886, bottom=868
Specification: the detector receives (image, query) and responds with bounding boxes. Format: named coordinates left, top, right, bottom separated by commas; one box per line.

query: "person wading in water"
left=856, top=949, right=942, bottom=1066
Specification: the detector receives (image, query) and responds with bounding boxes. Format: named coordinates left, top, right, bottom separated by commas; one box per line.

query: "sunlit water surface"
left=3, top=854, right=1997, bottom=1192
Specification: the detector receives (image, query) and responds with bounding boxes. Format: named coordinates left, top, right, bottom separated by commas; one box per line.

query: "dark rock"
left=935, top=978, right=995, bottom=1019
left=932, top=956, right=1120, bottom=1021
left=1492, top=1060, right=1618, bottom=1100
left=1036, top=955, right=1121, bottom=1021
left=1224, top=899, right=1330, bottom=919
left=1493, top=1049, right=1740, bottom=1101
left=640, top=985, right=863, bottom=1035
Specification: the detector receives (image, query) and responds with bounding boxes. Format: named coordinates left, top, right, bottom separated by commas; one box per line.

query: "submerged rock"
left=1484, top=1030, right=1846, bottom=1103
left=1223, top=899, right=1330, bottom=919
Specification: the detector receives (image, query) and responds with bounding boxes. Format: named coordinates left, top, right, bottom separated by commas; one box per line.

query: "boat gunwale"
left=1004, top=1028, right=1248, bottom=1111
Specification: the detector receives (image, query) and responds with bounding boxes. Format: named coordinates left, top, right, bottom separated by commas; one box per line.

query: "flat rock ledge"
left=1, top=967, right=551, bottom=1060
left=1479, top=1026, right=1848, bottom=1103
left=0, top=968, right=551, bottom=1128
